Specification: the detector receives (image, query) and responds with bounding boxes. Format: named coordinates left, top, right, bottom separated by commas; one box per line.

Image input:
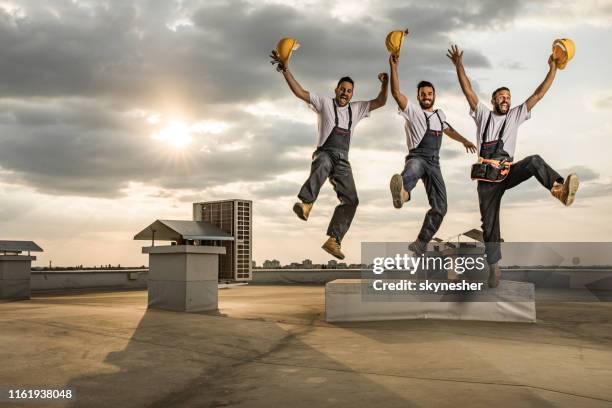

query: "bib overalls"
left=297, top=99, right=359, bottom=243
left=401, top=110, right=448, bottom=243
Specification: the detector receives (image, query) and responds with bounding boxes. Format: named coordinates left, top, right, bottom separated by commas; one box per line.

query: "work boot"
left=322, top=236, right=345, bottom=260
left=488, top=262, right=502, bottom=288
left=551, top=173, right=579, bottom=206
left=408, top=239, right=427, bottom=256
left=293, top=202, right=313, bottom=221
left=390, top=174, right=410, bottom=209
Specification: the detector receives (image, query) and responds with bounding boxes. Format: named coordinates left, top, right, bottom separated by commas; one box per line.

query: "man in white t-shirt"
left=270, top=49, right=388, bottom=259
left=388, top=54, right=476, bottom=256
left=448, top=44, right=579, bottom=287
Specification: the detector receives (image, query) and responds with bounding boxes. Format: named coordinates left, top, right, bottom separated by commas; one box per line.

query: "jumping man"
left=270, top=50, right=388, bottom=259
left=447, top=44, right=579, bottom=287
left=388, top=53, right=476, bottom=255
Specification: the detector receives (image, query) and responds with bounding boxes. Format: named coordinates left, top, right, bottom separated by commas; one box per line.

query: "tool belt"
left=470, top=158, right=512, bottom=182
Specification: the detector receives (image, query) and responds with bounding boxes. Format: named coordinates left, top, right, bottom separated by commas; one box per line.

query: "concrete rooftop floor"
left=1, top=285, right=612, bottom=408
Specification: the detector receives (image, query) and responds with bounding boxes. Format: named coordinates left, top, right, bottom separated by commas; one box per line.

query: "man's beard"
left=419, top=98, right=435, bottom=109
left=494, top=103, right=509, bottom=115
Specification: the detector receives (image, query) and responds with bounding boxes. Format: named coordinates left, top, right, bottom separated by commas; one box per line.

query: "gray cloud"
left=0, top=98, right=314, bottom=196
left=0, top=0, right=586, bottom=202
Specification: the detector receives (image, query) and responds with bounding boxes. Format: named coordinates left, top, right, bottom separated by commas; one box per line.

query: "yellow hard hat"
left=385, top=29, right=409, bottom=57
left=552, top=38, right=575, bottom=70
left=276, top=37, right=300, bottom=66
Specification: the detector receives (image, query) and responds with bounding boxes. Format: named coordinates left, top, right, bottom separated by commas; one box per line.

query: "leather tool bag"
left=471, top=158, right=512, bottom=182
left=471, top=113, right=512, bottom=182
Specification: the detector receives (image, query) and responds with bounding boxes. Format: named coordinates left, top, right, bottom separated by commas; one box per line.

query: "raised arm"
left=447, top=45, right=478, bottom=111
left=525, top=54, right=557, bottom=112
left=369, top=72, right=389, bottom=111
left=389, top=54, right=408, bottom=111
left=270, top=50, right=310, bottom=103
left=443, top=125, right=477, bottom=154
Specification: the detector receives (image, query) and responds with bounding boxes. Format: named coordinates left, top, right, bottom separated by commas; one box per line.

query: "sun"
left=151, top=120, right=192, bottom=149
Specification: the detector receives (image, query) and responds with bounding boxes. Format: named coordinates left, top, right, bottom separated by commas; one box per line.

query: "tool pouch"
left=471, top=160, right=511, bottom=182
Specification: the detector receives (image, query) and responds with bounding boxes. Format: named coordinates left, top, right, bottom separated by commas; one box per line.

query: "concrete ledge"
left=142, top=245, right=226, bottom=255
left=252, top=269, right=362, bottom=284
left=31, top=270, right=148, bottom=291
left=325, top=279, right=536, bottom=323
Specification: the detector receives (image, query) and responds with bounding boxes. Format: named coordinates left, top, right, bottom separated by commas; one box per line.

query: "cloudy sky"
left=1, top=0, right=611, bottom=267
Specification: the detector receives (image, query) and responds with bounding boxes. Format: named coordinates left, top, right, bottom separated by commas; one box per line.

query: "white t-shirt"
left=470, top=101, right=531, bottom=159
left=308, top=93, right=371, bottom=147
left=398, top=101, right=449, bottom=150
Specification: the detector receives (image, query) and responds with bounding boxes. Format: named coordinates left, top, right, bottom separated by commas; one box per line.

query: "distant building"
left=263, top=259, right=281, bottom=269
left=302, top=259, right=313, bottom=269
left=336, top=262, right=348, bottom=269
left=193, top=199, right=252, bottom=281
left=327, top=260, right=338, bottom=269
left=348, top=263, right=366, bottom=269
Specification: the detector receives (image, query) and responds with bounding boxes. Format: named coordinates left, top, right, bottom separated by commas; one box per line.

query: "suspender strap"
left=434, top=110, right=443, bottom=131
left=332, top=99, right=353, bottom=130
left=481, top=112, right=508, bottom=155
left=333, top=99, right=339, bottom=127
left=424, top=110, right=441, bottom=131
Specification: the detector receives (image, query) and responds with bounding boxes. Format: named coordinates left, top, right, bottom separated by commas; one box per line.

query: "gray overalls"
left=298, top=99, right=359, bottom=243
left=401, top=110, right=447, bottom=243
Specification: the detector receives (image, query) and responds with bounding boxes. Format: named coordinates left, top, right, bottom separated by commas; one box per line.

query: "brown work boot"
left=322, top=236, right=345, bottom=260
left=551, top=173, right=579, bottom=206
left=293, top=202, right=313, bottom=221
left=488, top=262, right=502, bottom=288
left=390, top=174, right=410, bottom=209
left=408, top=239, right=427, bottom=256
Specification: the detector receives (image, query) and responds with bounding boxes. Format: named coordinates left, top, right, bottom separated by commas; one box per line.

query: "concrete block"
left=148, top=280, right=218, bottom=312
left=145, top=246, right=222, bottom=281
left=148, top=254, right=187, bottom=281
left=0, top=257, right=33, bottom=280
left=0, top=279, right=30, bottom=300
left=325, top=279, right=535, bottom=323
left=0, top=256, right=34, bottom=300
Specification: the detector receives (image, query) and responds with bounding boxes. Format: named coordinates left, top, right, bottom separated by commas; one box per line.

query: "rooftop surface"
left=1, top=286, right=612, bottom=407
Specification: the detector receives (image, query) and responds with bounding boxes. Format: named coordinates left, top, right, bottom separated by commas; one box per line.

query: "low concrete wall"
left=252, top=269, right=363, bottom=284
left=31, top=270, right=148, bottom=291
left=28, top=268, right=612, bottom=291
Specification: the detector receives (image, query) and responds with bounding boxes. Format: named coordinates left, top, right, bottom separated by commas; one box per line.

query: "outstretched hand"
left=464, top=141, right=477, bottom=154
left=389, top=54, right=399, bottom=67
left=378, top=72, right=389, bottom=84
left=548, top=53, right=557, bottom=71
left=269, top=50, right=287, bottom=72
left=446, top=44, right=463, bottom=67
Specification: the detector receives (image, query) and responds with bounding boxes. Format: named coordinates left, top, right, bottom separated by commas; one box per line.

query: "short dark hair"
left=417, top=81, right=435, bottom=93
left=492, top=87, right=510, bottom=99
left=337, top=76, right=354, bottom=88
